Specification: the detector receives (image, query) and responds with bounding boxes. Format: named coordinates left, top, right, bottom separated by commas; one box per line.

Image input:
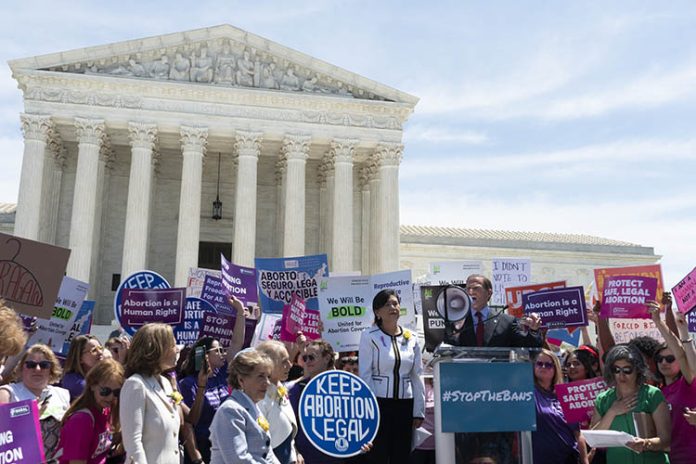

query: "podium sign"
left=439, top=362, right=536, bottom=433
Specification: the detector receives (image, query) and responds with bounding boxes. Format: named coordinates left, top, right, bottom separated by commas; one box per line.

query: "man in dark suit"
left=447, top=274, right=543, bottom=348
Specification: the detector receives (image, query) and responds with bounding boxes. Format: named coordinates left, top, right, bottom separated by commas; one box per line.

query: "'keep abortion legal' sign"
left=299, top=370, right=379, bottom=458
left=439, top=362, right=536, bottom=433
left=522, top=286, right=588, bottom=329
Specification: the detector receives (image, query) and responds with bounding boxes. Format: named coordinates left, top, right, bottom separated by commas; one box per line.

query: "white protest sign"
left=491, top=258, right=531, bottom=306
left=427, top=260, right=482, bottom=285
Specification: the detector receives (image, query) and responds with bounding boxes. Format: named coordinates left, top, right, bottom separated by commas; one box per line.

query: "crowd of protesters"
left=0, top=272, right=695, bottom=464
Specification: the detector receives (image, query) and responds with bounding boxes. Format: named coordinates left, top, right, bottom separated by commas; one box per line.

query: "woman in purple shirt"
left=62, top=335, right=105, bottom=400
left=532, top=349, right=588, bottom=464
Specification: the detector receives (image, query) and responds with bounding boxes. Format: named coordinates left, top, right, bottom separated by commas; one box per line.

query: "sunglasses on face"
left=535, top=361, right=554, bottom=370
left=99, top=387, right=121, bottom=397
left=656, top=354, right=676, bottom=364
left=612, top=365, right=635, bottom=375
left=24, top=360, right=52, bottom=370
left=207, top=347, right=225, bottom=355
left=302, top=354, right=317, bottom=363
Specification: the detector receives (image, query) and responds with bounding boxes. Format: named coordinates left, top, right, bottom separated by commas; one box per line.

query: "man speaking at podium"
left=446, top=274, right=543, bottom=348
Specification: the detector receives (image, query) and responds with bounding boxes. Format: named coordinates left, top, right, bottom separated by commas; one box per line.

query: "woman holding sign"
left=531, top=349, right=587, bottom=464
left=649, top=297, right=696, bottom=464
left=591, top=345, right=671, bottom=463
left=359, top=289, right=425, bottom=464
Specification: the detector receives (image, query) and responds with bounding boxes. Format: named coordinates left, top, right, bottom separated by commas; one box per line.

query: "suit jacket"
left=209, top=389, right=280, bottom=464
left=446, top=308, right=543, bottom=348
left=120, top=373, right=181, bottom=464
left=257, top=382, right=297, bottom=460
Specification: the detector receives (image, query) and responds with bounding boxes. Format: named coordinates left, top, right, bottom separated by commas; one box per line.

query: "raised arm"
left=648, top=300, right=693, bottom=383
left=227, top=296, right=248, bottom=363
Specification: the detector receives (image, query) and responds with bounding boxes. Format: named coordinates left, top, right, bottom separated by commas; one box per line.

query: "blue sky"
left=1, top=1, right=695, bottom=285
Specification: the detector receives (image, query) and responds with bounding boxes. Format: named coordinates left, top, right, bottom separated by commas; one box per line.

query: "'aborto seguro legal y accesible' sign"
left=299, top=370, right=379, bottom=458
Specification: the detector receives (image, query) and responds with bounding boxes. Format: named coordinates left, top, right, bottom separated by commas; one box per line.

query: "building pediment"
left=9, top=24, right=418, bottom=105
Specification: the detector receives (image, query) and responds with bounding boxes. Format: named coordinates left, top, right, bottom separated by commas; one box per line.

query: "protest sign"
left=546, top=328, right=582, bottom=349
left=27, top=276, right=89, bottom=351
left=114, top=270, right=171, bottom=335
left=303, top=310, right=321, bottom=340
left=557, top=378, right=607, bottom=423
left=491, top=258, right=531, bottom=306
left=0, top=232, right=71, bottom=319
left=186, top=267, right=220, bottom=298
left=173, top=297, right=217, bottom=345
left=522, top=286, right=588, bottom=329
left=119, top=288, right=185, bottom=332
left=255, top=254, right=328, bottom=314
left=199, top=310, right=257, bottom=348
left=672, top=267, right=696, bottom=314
left=686, top=310, right=696, bottom=333
left=281, top=294, right=306, bottom=342
left=60, top=300, right=94, bottom=357
left=251, top=313, right=282, bottom=345
left=601, top=276, right=657, bottom=319
left=371, top=269, right=416, bottom=329
left=506, top=281, right=566, bottom=318
left=439, top=362, right=535, bottom=432
left=610, top=318, right=663, bottom=344
left=0, top=399, right=45, bottom=463
left=420, top=285, right=472, bottom=352
left=299, top=370, right=379, bottom=458
left=200, top=275, right=235, bottom=313
left=594, top=264, right=663, bottom=302
left=220, top=254, right=258, bottom=307
left=427, top=261, right=482, bottom=285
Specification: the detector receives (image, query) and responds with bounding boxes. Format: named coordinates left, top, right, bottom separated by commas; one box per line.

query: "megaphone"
left=435, top=285, right=472, bottom=322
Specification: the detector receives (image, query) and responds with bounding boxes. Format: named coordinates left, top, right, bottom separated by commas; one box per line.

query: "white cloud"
left=0, top=135, right=22, bottom=202
left=403, top=125, right=488, bottom=145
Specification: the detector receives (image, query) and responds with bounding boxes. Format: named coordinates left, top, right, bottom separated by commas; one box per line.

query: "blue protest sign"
left=60, top=300, right=95, bottom=357
left=173, top=297, right=217, bottom=345
left=114, top=270, right=170, bottom=335
left=439, top=362, right=536, bottom=433
left=255, top=254, right=328, bottom=314
left=299, top=370, right=379, bottom=458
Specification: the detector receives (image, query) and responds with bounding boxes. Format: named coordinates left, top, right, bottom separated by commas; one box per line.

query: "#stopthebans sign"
left=299, top=370, right=379, bottom=458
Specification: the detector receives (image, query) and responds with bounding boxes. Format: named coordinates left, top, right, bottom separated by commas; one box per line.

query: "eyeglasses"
left=302, top=354, right=317, bottom=363
left=83, top=345, right=104, bottom=356
left=24, top=360, right=52, bottom=370
left=98, top=387, right=121, bottom=398
left=612, top=365, right=635, bottom=375
left=535, top=361, right=554, bottom=370
left=656, top=354, right=676, bottom=364
left=207, top=347, right=226, bottom=355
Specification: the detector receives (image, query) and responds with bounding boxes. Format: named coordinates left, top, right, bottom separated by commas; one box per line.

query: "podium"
left=431, top=345, right=538, bottom=464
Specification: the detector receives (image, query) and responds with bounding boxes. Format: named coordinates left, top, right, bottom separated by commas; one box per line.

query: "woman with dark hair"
left=564, top=345, right=601, bottom=382
left=57, top=358, right=125, bottom=464
left=591, top=345, right=671, bottom=463
left=532, top=349, right=587, bottom=464
left=209, top=349, right=278, bottom=463
left=359, top=289, right=425, bottom=464
left=62, top=334, right=105, bottom=400
left=648, top=297, right=696, bottom=464
left=120, top=323, right=181, bottom=464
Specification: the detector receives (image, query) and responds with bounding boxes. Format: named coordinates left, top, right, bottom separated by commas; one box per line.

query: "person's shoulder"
left=47, top=385, right=70, bottom=403
left=643, top=383, right=665, bottom=399
left=595, top=386, right=615, bottom=402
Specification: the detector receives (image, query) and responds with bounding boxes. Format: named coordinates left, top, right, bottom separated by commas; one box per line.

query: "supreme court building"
left=10, top=25, right=415, bottom=322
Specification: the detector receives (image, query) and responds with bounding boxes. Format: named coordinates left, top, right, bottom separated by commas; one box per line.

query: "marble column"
left=330, top=139, right=357, bottom=272
left=375, top=143, right=403, bottom=272
left=66, top=118, right=105, bottom=283
left=121, top=122, right=157, bottom=279
left=281, top=134, right=310, bottom=257
left=232, top=130, right=262, bottom=267
left=319, top=154, right=335, bottom=258
left=368, top=157, right=381, bottom=274
left=14, top=114, right=53, bottom=240
left=38, top=135, right=65, bottom=244
left=275, top=155, right=286, bottom=256
left=174, top=126, right=208, bottom=287
left=359, top=165, right=372, bottom=276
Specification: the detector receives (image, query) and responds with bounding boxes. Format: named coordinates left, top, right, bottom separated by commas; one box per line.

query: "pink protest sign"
left=601, top=275, right=658, bottom=319
left=0, top=399, right=45, bottom=463
left=672, top=267, right=696, bottom=314
left=557, top=377, right=607, bottom=423
left=303, top=309, right=321, bottom=340
left=281, top=294, right=306, bottom=342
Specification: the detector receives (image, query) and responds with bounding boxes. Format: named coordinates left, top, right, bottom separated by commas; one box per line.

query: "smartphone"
left=194, top=346, right=205, bottom=372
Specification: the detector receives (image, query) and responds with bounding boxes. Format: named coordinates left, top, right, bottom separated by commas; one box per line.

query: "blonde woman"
left=62, top=334, right=105, bottom=400
left=120, top=323, right=181, bottom=464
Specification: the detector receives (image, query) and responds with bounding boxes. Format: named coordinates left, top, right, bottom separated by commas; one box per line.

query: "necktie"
left=476, top=312, right=485, bottom=347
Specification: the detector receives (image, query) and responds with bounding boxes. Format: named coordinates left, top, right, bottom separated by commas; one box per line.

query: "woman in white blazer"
left=359, top=289, right=425, bottom=464
left=256, top=341, right=302, bottom=464
left=120, top=323, right=182, bottom=464
left=209, top=349, right=279, bottom=464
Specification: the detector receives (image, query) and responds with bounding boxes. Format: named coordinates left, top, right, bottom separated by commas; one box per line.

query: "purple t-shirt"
left=662, top=376, right=696, bottom=464
left=532, top=386, right=579, bottom=464
left=179, top=364, right=229, bottom=440
left=58, top=407, right=112, bottom=464
left=61, top=372, right=86, bottom=401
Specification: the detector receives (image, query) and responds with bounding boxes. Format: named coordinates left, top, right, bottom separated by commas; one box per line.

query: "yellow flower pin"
left=257, top=415, right=270, bottom=432
left=403, top=329, right=412, bottom=340
left=277, top=385, right=288, bottom=400
left=169, top=391, right=183, bottom=406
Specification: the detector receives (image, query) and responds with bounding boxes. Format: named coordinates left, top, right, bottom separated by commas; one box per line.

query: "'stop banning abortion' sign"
left=299, top=370, right=379, bottom=458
